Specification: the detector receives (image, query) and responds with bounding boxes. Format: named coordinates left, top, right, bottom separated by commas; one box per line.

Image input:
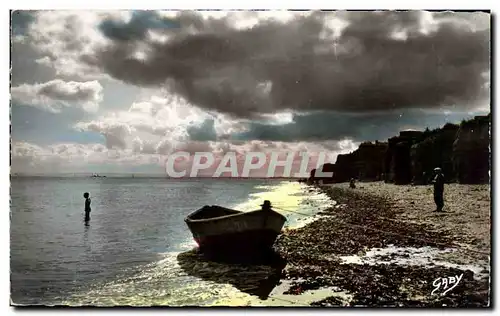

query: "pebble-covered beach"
left=274, top=182, right=491, bottom=307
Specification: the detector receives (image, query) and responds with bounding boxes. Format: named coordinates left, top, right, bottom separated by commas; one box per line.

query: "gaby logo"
left=164, top=151, right=334, bottom=178
left=431, top=273, right=464, bottom=296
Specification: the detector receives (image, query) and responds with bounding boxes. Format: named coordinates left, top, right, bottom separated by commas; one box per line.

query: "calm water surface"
left=10, top=177, right=332, bottom=306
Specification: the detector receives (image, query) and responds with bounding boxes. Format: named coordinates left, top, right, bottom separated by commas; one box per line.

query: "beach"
left=273, top=181, right=491, bottom=307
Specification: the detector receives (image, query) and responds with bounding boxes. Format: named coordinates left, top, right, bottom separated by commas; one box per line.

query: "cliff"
left=310, top=114, right=490, bottom=185
left=410, top=123, right=459, bottom=184
left=309, top=141, right=388, bottom=184
left=309, top=163, right=336, bottom=184
left=385, top=130, right=424, bottom=184
left=452, top=114, right=491, bottom=184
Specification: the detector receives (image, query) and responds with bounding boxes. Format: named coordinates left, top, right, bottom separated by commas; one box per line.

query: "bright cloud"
left=11, top=79, right=103, bottom=113
left=74, top=93, right=212, bottom=152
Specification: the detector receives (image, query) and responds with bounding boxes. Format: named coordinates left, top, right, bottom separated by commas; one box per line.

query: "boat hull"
left=196, top=228, right=281, bottom=260
left=185, top=206, right=286, bottom=259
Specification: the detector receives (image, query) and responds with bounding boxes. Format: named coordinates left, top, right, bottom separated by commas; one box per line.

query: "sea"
left=10, top=177, right=334, bottom=306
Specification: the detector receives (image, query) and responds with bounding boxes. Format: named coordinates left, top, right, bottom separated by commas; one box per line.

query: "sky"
left=9, top=10, right=491, bottom=176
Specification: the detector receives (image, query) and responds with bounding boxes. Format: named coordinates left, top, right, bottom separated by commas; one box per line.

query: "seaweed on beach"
left=276, top=187, right=456, bottom=263
left=274, top=186, right=490, bottom=307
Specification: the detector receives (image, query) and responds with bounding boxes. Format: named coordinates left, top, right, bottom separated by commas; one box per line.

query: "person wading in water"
left=83, top=192, right=92, bottom=222
left=432, top=168, right=445, bottom=212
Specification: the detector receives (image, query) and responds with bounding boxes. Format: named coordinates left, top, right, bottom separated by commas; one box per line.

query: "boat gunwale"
left=185, top=207, right=286, bottom=224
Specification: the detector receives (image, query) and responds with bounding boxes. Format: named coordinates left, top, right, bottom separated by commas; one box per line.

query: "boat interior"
left=187, top=205, right=243, bottom=220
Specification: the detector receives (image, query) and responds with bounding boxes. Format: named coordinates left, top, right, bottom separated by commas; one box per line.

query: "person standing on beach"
left=432, top=168, right=445, bottom=212
left=83, top=192, right=92, bottom=221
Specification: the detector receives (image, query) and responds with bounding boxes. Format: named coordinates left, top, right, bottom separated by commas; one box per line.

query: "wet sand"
left=274, top=182, right=491, bottom=307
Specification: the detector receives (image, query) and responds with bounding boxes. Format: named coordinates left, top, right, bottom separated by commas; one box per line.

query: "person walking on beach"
left=83, top=192, right=92, bottom=221
left=349, top=178, right=356, bottom=189
left=432, top=168, right=445, bottom=212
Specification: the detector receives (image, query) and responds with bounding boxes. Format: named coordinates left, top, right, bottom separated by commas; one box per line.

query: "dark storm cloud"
left=88, top=10, right=490, bottom=119
left=184, top=109, right=479, bottom=143
left=11, top=10, right=35, bottom=36
left=10, top=11, right=57, bottom=86
left=98, top=11, right=181, bottom=42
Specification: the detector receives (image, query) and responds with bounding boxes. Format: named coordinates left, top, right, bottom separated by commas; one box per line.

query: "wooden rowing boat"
left=185, top=202, right=286, bottom=258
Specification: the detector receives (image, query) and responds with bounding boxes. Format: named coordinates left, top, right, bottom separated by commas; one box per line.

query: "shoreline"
left=273, top=181, right=491, bottom=307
